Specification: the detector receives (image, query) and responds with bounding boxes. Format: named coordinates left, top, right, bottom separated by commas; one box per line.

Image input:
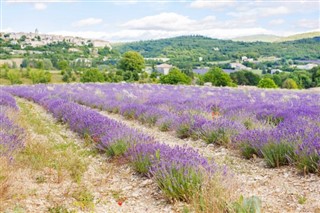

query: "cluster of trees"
left=229, top=67, right=320, bottom=89
left=0, top=64, right=51, bottom=84
left=1, top=46, right=319, bottom=90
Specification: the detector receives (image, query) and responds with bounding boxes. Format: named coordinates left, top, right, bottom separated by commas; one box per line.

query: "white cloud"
left=34, top=3, right=47, bottom=10
left=1, top=28, right=14, bottom=33
left=121, top=13, right=197, bottom=31
left=190, top=0, right=235, bottom=9
left=121, top=12, right=257, bottom=33
left=228, top=6, right=289, bottom=18
left=297, top=19, right=320, bottom=29
left=5, top=0, right=77, bottom=10
left=72, top=18, right=103, bottom=28
left=269, top=19, right=285, bottom=25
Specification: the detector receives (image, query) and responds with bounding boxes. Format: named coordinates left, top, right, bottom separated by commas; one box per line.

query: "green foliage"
left=309, top=66, right=320, bottom=87
left=7, top=70, right=22, bottom=84
left=58, top=60, right=69, bottom=70
left=105, top=140, right=128, bottom=157
left=72, top=187, right=95, bottom=210
left=296, top=154, right=320, bottom=174
left=232, top=195, right=262, bottom=213
left=48, top=205, right=75, bottom=213
left=80, top=68, right=104, bottom=83
left=230, top=70, right=261, bottom=86
left=29, top=69, right=51, bottom=84
left=154, top=166, right=203, bottom=202
left=131, top=151, right=152, bottom=174
left=239, top=143, right=258, bottom=159
left=200, top=128, right=231, bottom=146
left=176, top=123, right=192, bottom=139
left=289, top=71, right=313, bottom=89
left=116, top=35, right=320, bottom=63
left=118, top=51, right=145, bottom=73
left=282, top=78, right=298, bottom=89
left=261, top=142, right=295, bottom=168
left=257, top=78, right=278, bottom=88
left=203, top=67, right=234, bottom=86
left=160, top=67, right=191, bottom=85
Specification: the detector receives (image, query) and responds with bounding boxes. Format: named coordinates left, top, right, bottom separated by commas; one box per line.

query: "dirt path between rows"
left=97, top=110, right=320, bottom=213
left=3, top=98, right=178, bottom=213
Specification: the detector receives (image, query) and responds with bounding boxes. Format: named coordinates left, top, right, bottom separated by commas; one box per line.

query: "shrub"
left=261, top=142, right=295, bottom=168
left=177, top=123, right=193, bottom=139
left=80, top=68, right=104, bottom=83
left=29, top=69, right=51, bottom=84
left=296, top=154, right=319, bottom=175
left=232, top=195, right=262, bottom=213
left=239, top=143, right=258, bottom=159
left=105, top=139, right=129, bottom=157
left=127, top=143, right=217, bottom=202
left=203, top=67, right=234, bottom=87
left=282, top=78, right=298, bottom=89
left=257, top=78, right=278, bottom=89
left=7, top=70, right=22, bottom=84
left=160, top=67, right=191, bottom=85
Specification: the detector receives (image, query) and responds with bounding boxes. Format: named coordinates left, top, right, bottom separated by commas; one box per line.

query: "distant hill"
left=276, top=31, right=320, bottom=42
left=232, top=31, right=320, bottom=42
left=232, top=34, right=281, bottom=42
left=115, top=35, right=320, bottom=61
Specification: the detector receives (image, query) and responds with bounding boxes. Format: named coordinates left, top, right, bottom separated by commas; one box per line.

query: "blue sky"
left=2, top=0, right=320, bottom=42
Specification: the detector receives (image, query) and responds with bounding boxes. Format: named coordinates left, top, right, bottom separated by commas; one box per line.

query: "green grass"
left=17, top=100, right=91, bottom=183
left=72, top=187, right=95, bottom=210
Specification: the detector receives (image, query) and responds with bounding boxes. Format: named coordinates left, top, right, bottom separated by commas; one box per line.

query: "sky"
left=1, top=0, right=320, bottom=42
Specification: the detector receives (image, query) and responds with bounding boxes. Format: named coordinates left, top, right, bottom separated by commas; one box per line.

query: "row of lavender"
left=6, top=85, right=223, bottom=202
left=0, top=90, right=25, bottom=160
left=29, top=83, right=320, bottom=174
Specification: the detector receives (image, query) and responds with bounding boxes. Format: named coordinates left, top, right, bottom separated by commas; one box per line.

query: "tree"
left=230, top=70, right=260, bottom=86
left=272, top=75, right=282, bottom=87
left=21, top=59, right=29, bottom=68
left=58, top=60, right=69, bottom=70
left=282, top=78, right=298, bottom=89
left=80, top=68, right=105, bottom=83
left=29, top=69, right=51, bottom=84
left=309, top=66, right=320, bottom=87
left=123, top=71, right=132, bottom=81
left=289, top=71, right=312, bottom=89
left=7, top=70, right=22, bottom=84
left=160, top=67, right=191, bottom=85
left=203, top=67, right=234, bottom=86
left=257, top=78, right=278, bottom=89
left=118, top=51, right=145, bottom=73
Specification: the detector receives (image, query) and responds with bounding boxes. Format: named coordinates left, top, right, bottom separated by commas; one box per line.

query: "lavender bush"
left=0, top=90, right=25, bottom=160
left=5, top=83, right=320, bottom=174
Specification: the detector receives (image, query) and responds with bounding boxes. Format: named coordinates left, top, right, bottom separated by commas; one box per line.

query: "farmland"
left=1, top=83, right=320, bottom=212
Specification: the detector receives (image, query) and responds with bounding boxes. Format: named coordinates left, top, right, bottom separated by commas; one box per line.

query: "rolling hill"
left=232, top=31, right=320, bottom=42
left=115, top=35, right=320, bottom=61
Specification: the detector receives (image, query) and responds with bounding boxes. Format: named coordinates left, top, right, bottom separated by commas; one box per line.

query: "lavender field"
left=1, top=83, right=320, bottom=212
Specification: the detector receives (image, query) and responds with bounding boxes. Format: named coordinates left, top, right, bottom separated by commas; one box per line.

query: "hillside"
left=276, top=31, right=320, bottom=42
left=232, top=31, right=320, bottom=42
left=115, top=35, right=320, bottom=61
left=232, top=34, right=281, bottom=42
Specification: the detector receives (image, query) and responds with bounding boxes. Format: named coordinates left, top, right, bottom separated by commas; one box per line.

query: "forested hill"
left=114, top=35, right=320, bottom=61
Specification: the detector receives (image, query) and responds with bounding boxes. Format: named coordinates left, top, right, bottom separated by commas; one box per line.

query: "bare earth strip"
left=2, top=98, right=177, bottom=213
left=96, top=110, right=320, bottom=213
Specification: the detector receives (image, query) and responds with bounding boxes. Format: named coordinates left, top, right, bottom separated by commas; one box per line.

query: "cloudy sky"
left=2, top=0, right=320, bottom=42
